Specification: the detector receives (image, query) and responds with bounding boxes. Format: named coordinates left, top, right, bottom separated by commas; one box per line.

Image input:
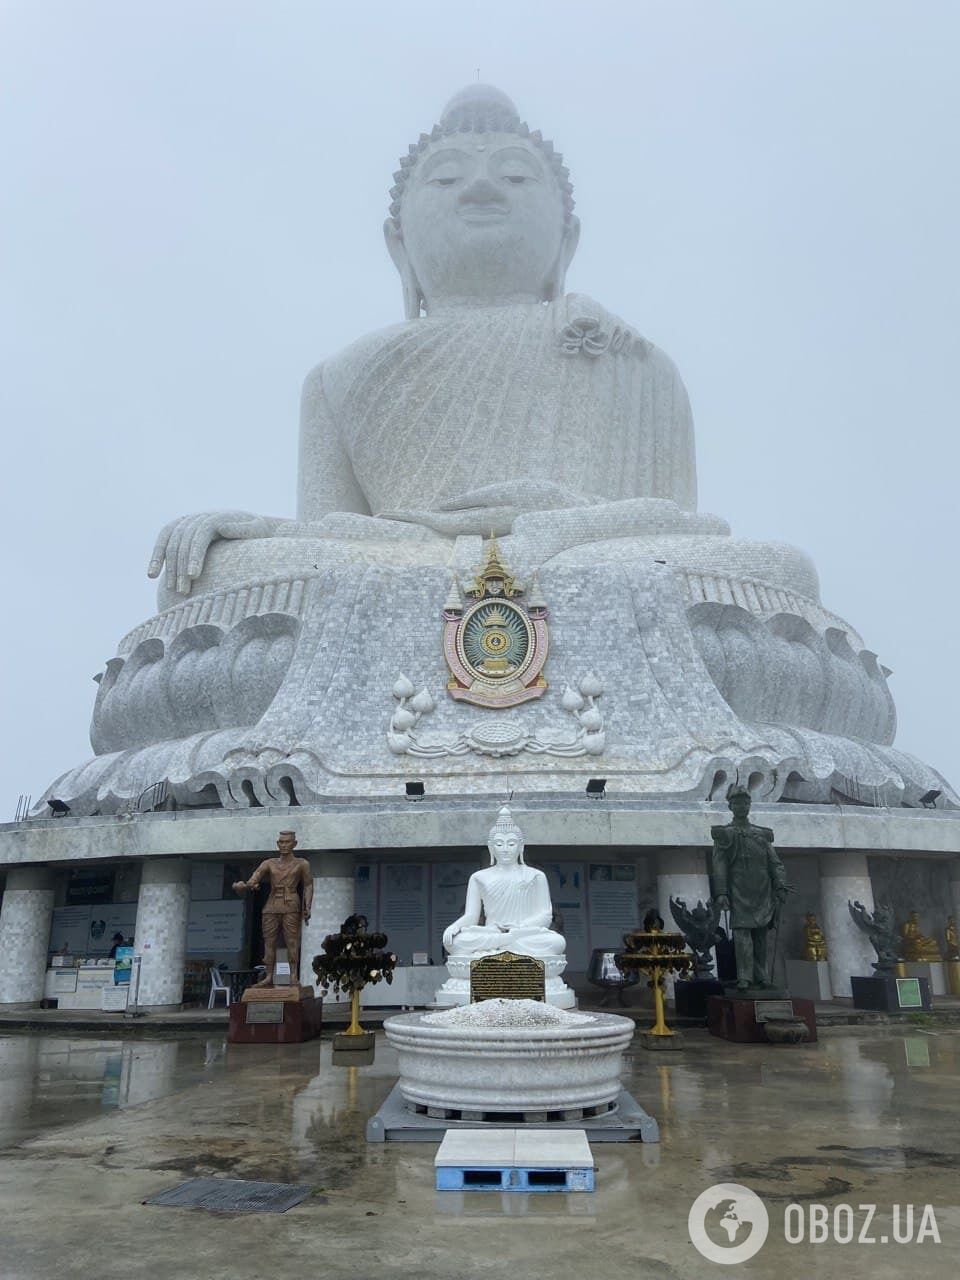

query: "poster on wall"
left=49, top=905, right=138, bottom=957
left=113, top=946, right=134, bottom=985
left=379, top=863, right=429, bottom=963
left=431, top=862, right=479, bottom=964
left=49, top=906, right=94, bottom=955
left=543, top=862, right=588, bottom=970
left=587, top=863, right=638, bottom=949
left=186, top=901, right=244, bottom=955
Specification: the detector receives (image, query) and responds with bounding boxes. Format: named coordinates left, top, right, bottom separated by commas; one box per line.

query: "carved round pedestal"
left=383, top=1002, right=634, bottom=1121
left=433, top=954, right=576, bottom=1009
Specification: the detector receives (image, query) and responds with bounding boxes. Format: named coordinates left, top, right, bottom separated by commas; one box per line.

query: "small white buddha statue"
left=436, top=807, right=574, bottom=1008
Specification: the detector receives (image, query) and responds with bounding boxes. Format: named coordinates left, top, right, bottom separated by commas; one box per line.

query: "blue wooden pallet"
left=436, top=1164, right=594, bottom=1192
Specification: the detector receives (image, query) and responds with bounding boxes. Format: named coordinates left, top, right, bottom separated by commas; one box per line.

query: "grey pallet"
left=366, top=1085, right=658, bottom=1143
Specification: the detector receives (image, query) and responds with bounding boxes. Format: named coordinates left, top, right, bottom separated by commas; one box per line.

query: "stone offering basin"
left=383, top=1000, right=635, bottom=1121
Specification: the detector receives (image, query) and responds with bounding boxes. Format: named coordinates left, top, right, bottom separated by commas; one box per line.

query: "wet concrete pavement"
left=0, top=1025, right=958, bottom=1280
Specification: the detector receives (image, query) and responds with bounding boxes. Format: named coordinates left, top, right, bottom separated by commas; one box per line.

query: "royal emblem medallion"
left=442, top=537, right=549, bottom=709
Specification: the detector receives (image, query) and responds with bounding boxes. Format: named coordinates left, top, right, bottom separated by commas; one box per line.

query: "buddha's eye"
left=431, top=176, right=458, bottom=186
left=504, top=175, right=528, bottom=185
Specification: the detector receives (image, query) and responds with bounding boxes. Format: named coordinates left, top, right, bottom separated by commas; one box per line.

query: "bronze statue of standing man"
left=711, top=788, right=788, bottom=992
left=233, top=831, right=313, bottom=987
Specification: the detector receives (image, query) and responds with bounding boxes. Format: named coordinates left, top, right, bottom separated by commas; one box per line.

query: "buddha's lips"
left=458, top=205, right=508, bottom=222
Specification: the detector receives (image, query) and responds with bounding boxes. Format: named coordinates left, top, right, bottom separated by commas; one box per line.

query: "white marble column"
left=300, top=851, right=354, bottom=1000
left=656, top=851, right=712, bottom=995
left=820, top=852, right=876, bottom=998
left=0, top=865, right=55, bottom=1007
left=134, top=858, right=190, bottom=1009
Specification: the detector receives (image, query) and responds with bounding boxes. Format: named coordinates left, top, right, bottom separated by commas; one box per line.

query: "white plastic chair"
left=208, top=966, right=231, bottom=1009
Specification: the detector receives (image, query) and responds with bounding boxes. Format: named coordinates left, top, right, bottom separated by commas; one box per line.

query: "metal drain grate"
left=146, top=1177, right=312, bottom=1214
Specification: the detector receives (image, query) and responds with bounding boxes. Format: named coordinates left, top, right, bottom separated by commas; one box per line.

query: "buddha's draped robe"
left=449, top=866, right=565, bottom=957
left=313, top=294, right=696, bottom=532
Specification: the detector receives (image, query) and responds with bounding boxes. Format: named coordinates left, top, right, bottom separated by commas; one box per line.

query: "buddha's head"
left=727, top=786, right=752, bottom=820
left=386, top=85, right=580, bottom=318
left=487, top=804, right=526, bottom=866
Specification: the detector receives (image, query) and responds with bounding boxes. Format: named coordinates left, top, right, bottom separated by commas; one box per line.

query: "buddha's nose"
left=458, top=175, right=507, bottom=208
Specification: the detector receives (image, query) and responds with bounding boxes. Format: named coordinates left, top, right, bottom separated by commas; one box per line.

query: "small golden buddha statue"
left=944, top=915, right=959, bottom=962
left=899, top=911, right=942, bottom=963
left=801, top=912, right=829, bottom=962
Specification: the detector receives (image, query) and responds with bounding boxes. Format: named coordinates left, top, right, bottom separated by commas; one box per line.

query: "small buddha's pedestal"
left=899, top=961, right=946, bottom=996
left=785, top=959, right=832, bottom=1002
left=707, top=994, right=816, bottom=1044
left=228, top=984, right=322, bottom=1045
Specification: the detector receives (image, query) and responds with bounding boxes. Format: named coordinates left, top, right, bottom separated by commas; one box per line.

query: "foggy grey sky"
left=2, top=1, right=958, bottom=817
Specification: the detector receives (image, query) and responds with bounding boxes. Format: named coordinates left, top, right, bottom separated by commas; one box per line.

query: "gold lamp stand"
left=615, top=925, right=692, bottom=1051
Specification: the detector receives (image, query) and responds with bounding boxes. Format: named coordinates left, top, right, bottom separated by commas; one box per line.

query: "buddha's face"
left=389, top=133, right=577, bottom=309
left=489, top=830, right=523, bottom=867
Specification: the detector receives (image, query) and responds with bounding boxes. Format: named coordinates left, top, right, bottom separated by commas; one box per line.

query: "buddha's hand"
left=147, top=510, right=275, bottom=596
left=442, top=924, right=459, bottom=952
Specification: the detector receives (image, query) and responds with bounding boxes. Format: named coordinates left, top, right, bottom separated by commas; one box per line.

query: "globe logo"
left=688, top=1183, right=770, bottom=1265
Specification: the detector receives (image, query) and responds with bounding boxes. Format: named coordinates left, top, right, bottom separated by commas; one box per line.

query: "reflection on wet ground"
left=0, top=1035, right=228, bottom=1148
left=0, top=1025, right=958, bottom=1278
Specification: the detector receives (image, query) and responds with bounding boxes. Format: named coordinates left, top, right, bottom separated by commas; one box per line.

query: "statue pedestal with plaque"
left=707, top=994, right=817, bottom=1044
left=227, top=986, right=323, bottom=1045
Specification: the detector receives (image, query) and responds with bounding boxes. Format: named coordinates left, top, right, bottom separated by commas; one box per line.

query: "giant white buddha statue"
left=436, top=806, right=573, bottom=1008
left=38, top=85, right=955, bottom=814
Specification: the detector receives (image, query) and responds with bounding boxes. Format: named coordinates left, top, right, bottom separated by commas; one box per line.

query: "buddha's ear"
left=384, top=219, right=424, bottom=320
left=543, top=215, right=581, bottom=302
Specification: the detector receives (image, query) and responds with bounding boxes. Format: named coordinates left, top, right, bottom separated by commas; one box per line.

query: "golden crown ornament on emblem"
left=442, top=537, right=549, bottom=709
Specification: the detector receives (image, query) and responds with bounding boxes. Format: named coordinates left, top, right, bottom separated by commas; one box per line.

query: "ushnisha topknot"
left=388, top=84, right=575, bottom=230
left=487, top=804, right=526, bottom=863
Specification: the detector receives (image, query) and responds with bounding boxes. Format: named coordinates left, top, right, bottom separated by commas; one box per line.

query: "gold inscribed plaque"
left=470, top=952, right=546, bottom=1003
left=245, top=1001, right=284, bottom=1024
